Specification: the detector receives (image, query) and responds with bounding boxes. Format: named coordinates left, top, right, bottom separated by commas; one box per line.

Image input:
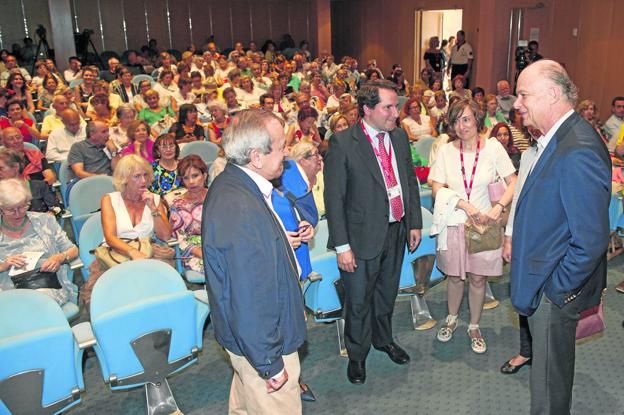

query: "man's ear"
left=248, top=148, right=262, bottom=169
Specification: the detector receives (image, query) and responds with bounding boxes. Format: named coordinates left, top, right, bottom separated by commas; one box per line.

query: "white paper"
left=8, top=251, right=44, bottom=276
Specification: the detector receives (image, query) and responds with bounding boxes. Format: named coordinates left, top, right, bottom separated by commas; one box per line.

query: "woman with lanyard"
left=429, top=99, right=516, bottom=354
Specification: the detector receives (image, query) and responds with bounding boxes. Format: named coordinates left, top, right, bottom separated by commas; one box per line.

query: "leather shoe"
left=299, top=382, right=316, bottom=402
left=375, top=342, right=410, bottom=365
left=347, top=360, right=366, bottom=384
left=500, top=357, right=531, bottom=374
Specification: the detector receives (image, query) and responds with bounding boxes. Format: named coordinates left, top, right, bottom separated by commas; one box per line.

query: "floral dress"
left=169, top=196, right=203, bottom=273
left=149, top=161, right=182, bottom=195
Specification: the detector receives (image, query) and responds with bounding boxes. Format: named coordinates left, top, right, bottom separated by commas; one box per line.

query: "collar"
left=361, top=119, right=386, bottom=140
left=295, top=161, right=310, bottom=187
left=236, top=165, right=273, bottom=200
left=538, top=109, right=574, bottom=150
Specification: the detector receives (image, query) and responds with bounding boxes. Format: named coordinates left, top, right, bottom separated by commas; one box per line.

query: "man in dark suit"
left=202, top=109, right=306, bottom=414
left=511, top=60, right=610, bottom=415
left=324, top=80, right=422, bottom=384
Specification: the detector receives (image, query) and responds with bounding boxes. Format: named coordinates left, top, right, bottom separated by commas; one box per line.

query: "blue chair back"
left=399, top=207, right=442, bottom=290
left=179, top=141, right=219, bottom=165
left=78, top=212, right=104, bottom=281
left=58, top=159, right=72, bottom=205
left=90, top=260, right=208, bottom=387
left=305, top=251, right=342, bottom=322
left=69, top=79, right=83, bottom=89
left=23, top=142, right=39, bottom=152
left=68, top=176, right=114, bottom=240
left=0, top=290, right=84, bottom=413
left=309, top=219, right=329, bottom=259
left=412, top=136, right=435, bottom=165
left=132, top=74, right=154, bottom=87
left=420, top=187, right=433, bottom=211
left=608, top=194, right=623, bottom=232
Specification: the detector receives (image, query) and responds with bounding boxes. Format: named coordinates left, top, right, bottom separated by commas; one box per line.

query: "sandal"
left=436, top=314, right=458, bottom=342
left=467, top=324, right=487, bottom=354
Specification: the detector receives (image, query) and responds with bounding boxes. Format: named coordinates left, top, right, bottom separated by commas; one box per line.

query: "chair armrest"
left=194, top=289, right=209, bottom=304
left=167, top=238, right=179, bottom=247
left=52, top=180, right=61, bottom=188
left=70, top=258, right=83, bottom=270
left=61, top=209, right=73, bottom=219
left=72, top=322, right=97, bottom=349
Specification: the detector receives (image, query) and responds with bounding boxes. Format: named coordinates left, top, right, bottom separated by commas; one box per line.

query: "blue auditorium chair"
left=0, top=290, right=95, bottom=414
left=78, top=212, right=104, bottom=282
left=89, top=260, right=209, bottom=414
left=131, top=74, right=154, bottom=87
left=68, top=175, right=114, bottom=241
left=179, top=141, right=219, bottom=165
left=412, top=136, right=435, bottom=165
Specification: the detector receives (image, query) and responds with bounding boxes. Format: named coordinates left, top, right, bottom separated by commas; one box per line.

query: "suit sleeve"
left=203, top=204, right=287, bottom=379
left=547, top=148, right=611, bottom=307
left=323, top=134, right=350, bottom=248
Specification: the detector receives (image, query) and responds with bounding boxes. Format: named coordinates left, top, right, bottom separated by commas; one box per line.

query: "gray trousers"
left=527, top=296, right=579, bottom=415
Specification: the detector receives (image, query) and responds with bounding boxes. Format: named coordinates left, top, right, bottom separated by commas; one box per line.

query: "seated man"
left=46, top=109, right=87, bottom=162
left=0, top=54, right=32, bottom=87
left=125, top=50, right=146, bottom=75
left=100, top=57, right=120, bottom=83
left=495, top=80, right=516, bottom=119
left=67, top=121, right=118, bottom=179
left=222, top=87, right=247, bottom=115
left=1, top=127, right=56, bottom=185
left=604, top=96, right=624, bottom=152
left=40, top=95, right=75, bottom=140
left=63, top=56, right=82, bottom=83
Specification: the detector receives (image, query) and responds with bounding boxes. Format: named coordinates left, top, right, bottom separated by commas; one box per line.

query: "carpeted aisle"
left=70, top=257, right=624, bottom=415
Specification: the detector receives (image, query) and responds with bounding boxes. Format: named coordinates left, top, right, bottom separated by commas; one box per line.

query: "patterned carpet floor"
left=69, top=258, right=624, bottom=415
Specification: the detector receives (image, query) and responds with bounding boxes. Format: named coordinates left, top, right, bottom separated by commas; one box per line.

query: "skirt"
left=436, top=224, right=503, bottom=280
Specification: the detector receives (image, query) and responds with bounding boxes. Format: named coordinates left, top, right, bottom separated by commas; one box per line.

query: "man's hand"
left=409, top=229, right=422, bottom=253
left=266, top=368, right=288, bottom=393
left=337, top=249, right=357, bottom=273
left=502, top=236, right=512, bottom=263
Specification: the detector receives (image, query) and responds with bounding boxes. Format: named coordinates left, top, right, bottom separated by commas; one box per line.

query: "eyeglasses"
left=1, top=202, right=30, bottom=214
left=304, top=152, right=322, bottom=160
left=159, top=143, right=177, bottom=150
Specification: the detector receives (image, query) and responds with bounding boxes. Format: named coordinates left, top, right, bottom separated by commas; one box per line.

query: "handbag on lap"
left=464, top=221, right=503, bottom=254
left=92, top=237, right=153, bottom=270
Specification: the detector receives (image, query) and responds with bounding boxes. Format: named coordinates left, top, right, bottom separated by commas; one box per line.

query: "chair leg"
left=144, top=378, right=179, bottom=415
left=409, top=295, right=437, bottom=330
left=483, top=281, right=500, bottom=310
left=336, top=318, right=348, bottom=358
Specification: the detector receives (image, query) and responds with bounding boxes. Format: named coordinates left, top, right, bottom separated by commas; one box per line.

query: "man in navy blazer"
left=202, top=110, right=306, bottom=414
left=511, top=60, right=610, bottom=414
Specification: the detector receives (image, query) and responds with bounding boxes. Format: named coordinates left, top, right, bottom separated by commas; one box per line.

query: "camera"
left=36, top=24, right=47, bottom=39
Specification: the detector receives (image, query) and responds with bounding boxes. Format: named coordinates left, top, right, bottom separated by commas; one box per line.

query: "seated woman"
left=206, top=100, right=231, bottom=145
left=132, top=79, right=154, bottom=112
left=236, top=75, right=263, bottom=108
left=508, top=108, right=531, bottom=153
left=171, top=78, right=196, bottom=107
left=0, top=99, right=41, bottom=143
left=491, top=122, right=520, bottom=172
left=120, top=120, right=155, bottom=163
left=483, top=93, right=507, bottom=131
left=74, top=65, right=98, bottom=113
left=137, top=89, right=175, bottom=137
left=0, top=178, right=78, bottom=306
left=169, top=104, right=204, bottom=144
left=36, top=74, right=59, bottom=113
left=169, top=155, right=208, bottom=274
left=0, top=148, right=62, bottom=214
left=109, top=103, right=137, bottom=149
left=152, top=70, right=179, bottom=113
left=113, top=66, right=140, bottom=103
left=401, top=97, right=437, bottom=142
left=286, top=107, right=321, bottom=147
left=31, top=60, right=50, bottom=91
left=81, top=154, right=172, bottom=307
left=1, top=126, right=55, bottom=185
left=6, top=70, right=35, bottom=114
left=149, top=133, right=181, bottom=196
left=86, top=80, right=123, bottom=114
left=86, top=93, right=114, bottom=126
left=449, top=75, right=472, bottom=100
left=577, top=99, right=608, bottom=145
left=0, top=87, right=12, bottom=118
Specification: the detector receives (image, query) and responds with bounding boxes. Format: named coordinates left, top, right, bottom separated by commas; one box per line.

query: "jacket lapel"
left=354, top=125, right=387, bottom=190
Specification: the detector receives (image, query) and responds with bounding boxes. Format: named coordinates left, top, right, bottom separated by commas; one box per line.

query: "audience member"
left=484, top=93, right=507, bottom=130
left=577, top=99, right=608, bottom=144
left=206, top=100, right=231, bottom=145
left=74, top=66, right=97, bottom=112
left=40, top=95, right=72, bottom=140
left=0, top=99, right=40, bottom=143
left=121, top=119, right=155, bottom=163
left=67, top=121, right=116, bottom=179
left=149, top=133, right=181, bottom=195
left=113, top=67, right=140, bottom=103
left=63, top=56, right=82, bottom=83
left=137, top=89, right=175, bottom=136
left=169, top=104, right=204, bottom=144
left=46, top=109, right=86, bottom=162
left=0, top=54, right=32, bottom=86
left=496, top=80, right=516, bottom=119
left=605, top=96, right=624, bottom=151
left=490, top=122, right=520, bottom=171
left=101, top=57, right=120, bottom=83
left=401, top=97, right=436, bottom=141
left=6, top=70, right=34, bottom=113
left=36, top=74, right=60, bottom=113
left=109, top=104, right=137, bottom=149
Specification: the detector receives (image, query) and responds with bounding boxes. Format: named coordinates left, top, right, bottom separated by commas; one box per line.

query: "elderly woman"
left=138, top=89, right=175, bottom=136
left=169, top=104, right=204, bottom=144
left=171, top=77, right=196, bottom=107
left=169, top=155, right=208, bottom=273
left=109, top=103, right=137, bottom=149
left=2, top=127, right=55, bottom=185
left=430, top=99, right=517, bottom=354
left=120, top=120, right=155, bottom=163
left=0, top=179, right=78, bottom=306
left=86, top=93, right=114, bottom=125
left=81, top=154, right=172, bottom=307
left=577, top=99, right=608, bottom=144
left=149, top=133, right=181, bottom=195
left=484, top=93, right=507, bottom=131
left=449, top=75, right=472, bottom=100
left=0, top=148, right=61, bottom=214
left=401, top=97, right=437, bottom=142
left=206, top=100, right=231, bottom=145
left=0, top=99, right=41, bottom=143
left=236, top=75, right=263, bottom=108
left=153, top=70, right=179, bottom=113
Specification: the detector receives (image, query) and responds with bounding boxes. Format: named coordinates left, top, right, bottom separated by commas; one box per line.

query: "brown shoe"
left=616, top=280, right=624, bottom=293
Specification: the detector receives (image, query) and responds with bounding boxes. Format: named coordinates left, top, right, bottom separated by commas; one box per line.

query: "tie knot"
left=376, top=132, right=385, bottom=143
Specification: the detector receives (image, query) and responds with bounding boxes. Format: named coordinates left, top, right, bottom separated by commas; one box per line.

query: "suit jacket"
left=323, top=123, right=422, bottom=260
left=511, top=112, right=611, bottom=316
left=201, top=164, right=306, bottom=378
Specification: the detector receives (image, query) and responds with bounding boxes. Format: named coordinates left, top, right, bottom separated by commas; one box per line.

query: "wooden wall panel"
left=270, top=0, right=290, bottom=45
left=73, top=0, right=104, bottom=51
left=23, top=0, right=54, bottom=47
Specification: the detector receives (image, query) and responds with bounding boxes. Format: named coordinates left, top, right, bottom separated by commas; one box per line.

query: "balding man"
left=40, top=95, right=73, bottom=140
left=67, top=121, right=115, bottom=179
left=46, top=109, right=86, bottom=162
left=495, top=80, right=517, bottom=119
left=511, top=60, right=610, bottom=414
left=101, top=57, right=120, bottom=83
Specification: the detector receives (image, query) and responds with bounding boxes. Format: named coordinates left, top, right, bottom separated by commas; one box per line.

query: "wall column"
left=48, top=0, right=76, bottom=71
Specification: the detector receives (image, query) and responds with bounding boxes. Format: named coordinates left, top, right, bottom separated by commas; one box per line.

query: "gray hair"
left=0, top=178, right=32, bottom=209
left=0, top=148, right=25, bottom=175
left=540, top=60, right=579, bottom=106
left=207, top=99, right=227, bottom=113
left=222, top=109, right=283, bottom=166
left=115, top=103, right=137, bottom=119
left=289, top=141, right=317, bottom=162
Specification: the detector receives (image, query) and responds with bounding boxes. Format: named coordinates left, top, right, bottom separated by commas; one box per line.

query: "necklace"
left=1, top=216, right=28, bottom=232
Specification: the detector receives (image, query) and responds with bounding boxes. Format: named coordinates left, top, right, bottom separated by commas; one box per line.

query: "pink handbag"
left=575, top=301, right=606, bottom=340
left=488, top=180, right=506, bottom=202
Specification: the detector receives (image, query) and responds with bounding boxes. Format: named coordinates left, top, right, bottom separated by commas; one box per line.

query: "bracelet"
left=496, top=202, right=506, bottom=212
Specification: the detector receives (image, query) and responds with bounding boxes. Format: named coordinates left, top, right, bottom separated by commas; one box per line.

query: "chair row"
left=0, top=260, right=210, bottom=415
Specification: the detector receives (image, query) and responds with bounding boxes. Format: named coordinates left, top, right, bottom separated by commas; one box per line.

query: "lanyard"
left=360, top=122, right=392, bottom=161
left=460, top=139, right=480, bottom=201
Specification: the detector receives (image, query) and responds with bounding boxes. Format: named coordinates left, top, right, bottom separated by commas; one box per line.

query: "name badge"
left=387, top=185, right=401, bottom=199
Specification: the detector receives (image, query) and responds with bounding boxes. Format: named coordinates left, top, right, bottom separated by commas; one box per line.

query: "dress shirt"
left=529, top=109, right=574, bottom=174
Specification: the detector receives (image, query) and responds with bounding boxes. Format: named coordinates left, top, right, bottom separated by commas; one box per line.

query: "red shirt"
left=0, top=116, right=35, bottom=143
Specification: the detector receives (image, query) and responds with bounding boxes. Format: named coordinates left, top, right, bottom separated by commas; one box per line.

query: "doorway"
left=414, top=9, right=462, bottom=88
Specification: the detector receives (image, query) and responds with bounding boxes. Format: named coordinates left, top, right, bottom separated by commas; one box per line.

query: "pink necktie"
left=376, top=133, right=404, bottom=221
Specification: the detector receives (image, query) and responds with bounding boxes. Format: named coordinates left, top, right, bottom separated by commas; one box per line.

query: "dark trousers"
left=519, top=314, right=533, bottom=358
left=340, top=222, right=406, bottom=362
left=451, top=64, right=469, bottom=87
left=527, top=296, right=579, bottom=415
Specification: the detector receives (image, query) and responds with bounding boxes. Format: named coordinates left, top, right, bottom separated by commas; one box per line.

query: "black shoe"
left=375, top=342, right=410, bottom=365
left=347, top=360, right=366, bottom=384
left=500, top=357, right=531, bottom=374
left=300, top=382, right=316, bottom=402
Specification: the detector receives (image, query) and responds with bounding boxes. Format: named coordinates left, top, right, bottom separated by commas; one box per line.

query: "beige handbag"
left=92, top=237, right=154, bottom=270
left=464, top=221, right=502, bottom=254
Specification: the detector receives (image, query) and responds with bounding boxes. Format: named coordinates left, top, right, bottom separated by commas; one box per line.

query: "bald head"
left=86, top=121, right=110, bottom=147
left=2, top=127, right=24, bottom=151
left=60, top=109, right=82, bottom=135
